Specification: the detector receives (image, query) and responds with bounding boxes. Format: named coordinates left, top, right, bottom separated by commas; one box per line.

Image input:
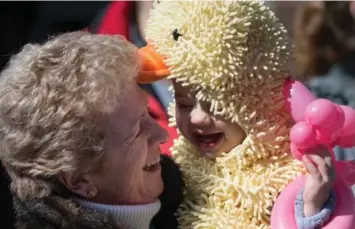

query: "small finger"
left=318, top=146, right=337, bottom=166
left=302, top=155, right=320, bottom=178
left=317, top=147, right=332, bottom=161
left=308, top=153, right=327, bottom=167
left=308, top=154, right=335, bottom=183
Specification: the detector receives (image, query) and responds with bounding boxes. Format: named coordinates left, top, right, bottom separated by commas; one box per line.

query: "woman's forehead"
left=121, top=85, right=146, bottom=118
left=101, top=93, right=146, bottom=152
left=104, top=85, right=147, bottom=130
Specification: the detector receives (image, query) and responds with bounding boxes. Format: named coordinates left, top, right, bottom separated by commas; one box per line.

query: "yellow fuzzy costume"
left=146, top=1, right=305, bottom=228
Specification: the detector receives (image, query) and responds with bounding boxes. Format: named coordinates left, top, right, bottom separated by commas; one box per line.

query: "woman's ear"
left=57, top=172, right=97, bottom=198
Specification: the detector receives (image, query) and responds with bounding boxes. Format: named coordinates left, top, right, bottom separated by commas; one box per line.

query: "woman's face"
left=89, top=84, right=168, bottom=205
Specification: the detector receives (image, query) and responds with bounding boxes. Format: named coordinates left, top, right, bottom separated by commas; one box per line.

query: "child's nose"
left=190, top=104, right=212, bottom=126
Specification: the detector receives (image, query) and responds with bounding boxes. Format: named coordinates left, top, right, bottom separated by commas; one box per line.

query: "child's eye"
left=175, top=97, right=195, bottom=109
left=177, top=102, right=194, bottom=109
left=175, top=99, right=195, bottom=108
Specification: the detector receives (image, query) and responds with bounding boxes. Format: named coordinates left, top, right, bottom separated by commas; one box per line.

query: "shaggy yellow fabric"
left=147, top=1, right=305, bottom=228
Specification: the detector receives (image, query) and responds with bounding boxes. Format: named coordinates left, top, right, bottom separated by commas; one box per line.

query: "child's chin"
left=199, top=151, right=220, bottom=160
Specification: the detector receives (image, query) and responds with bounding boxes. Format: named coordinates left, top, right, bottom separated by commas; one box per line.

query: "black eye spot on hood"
left=172, top=29, right=183, bottom=41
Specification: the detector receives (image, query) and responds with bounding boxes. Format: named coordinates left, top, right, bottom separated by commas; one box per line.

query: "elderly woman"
left=0, top=32, right=183, bottom=229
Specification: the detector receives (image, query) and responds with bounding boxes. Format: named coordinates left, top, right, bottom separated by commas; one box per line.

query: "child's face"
left=173, top=81, right=246, bottom=159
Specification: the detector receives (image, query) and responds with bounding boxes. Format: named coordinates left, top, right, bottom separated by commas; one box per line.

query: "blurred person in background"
left=294, top=1, right=355, bottom=161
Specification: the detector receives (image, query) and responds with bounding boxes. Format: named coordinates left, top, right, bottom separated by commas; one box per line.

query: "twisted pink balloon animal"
left=271, top=78, right=355, bottom=229
left=284, top=79, right=355, bottom=160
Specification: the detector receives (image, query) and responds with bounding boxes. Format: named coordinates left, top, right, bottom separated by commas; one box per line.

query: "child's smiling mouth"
left=193, top=132, right=224, bottom=154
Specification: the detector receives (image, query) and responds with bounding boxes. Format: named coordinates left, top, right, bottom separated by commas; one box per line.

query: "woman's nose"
left=190, top=104, right=212, bottom=126
left=150, top=118, right=169, bottom=145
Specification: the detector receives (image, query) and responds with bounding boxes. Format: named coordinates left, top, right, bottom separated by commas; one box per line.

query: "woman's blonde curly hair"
left=0, top=31, right=139, bottom=200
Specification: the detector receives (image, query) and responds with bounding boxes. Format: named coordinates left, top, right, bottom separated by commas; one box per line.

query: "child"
left=143, top=0, right=336, bottom=228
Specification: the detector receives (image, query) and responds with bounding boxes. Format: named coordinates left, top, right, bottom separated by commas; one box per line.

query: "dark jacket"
left=0, top=163, right=14, bottom=229
left=307, top=57, right=355, bottom=161
left=8, top=155, right=184, bottom=229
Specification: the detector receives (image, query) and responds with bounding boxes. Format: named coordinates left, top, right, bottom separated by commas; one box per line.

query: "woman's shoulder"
left=12, top=156, right=184, bottom=229
left=13, top=195, right=117, bottom=229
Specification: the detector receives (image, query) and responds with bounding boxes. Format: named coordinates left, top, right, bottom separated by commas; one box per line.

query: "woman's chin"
left=144, top=166, right=164, bottom=199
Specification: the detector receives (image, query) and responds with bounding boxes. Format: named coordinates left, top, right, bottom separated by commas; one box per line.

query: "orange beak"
left=138, top=44, right=170, bottom=84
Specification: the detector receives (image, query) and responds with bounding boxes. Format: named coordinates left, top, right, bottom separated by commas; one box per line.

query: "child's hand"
left=302, top=147, right=336, bottom=217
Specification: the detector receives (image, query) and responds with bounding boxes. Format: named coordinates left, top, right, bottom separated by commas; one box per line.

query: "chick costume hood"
left=144, top=1, right=305, bottom=228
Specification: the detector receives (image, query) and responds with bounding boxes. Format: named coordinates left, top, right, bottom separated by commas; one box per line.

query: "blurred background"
left=0, top=1, right=307, bottom=74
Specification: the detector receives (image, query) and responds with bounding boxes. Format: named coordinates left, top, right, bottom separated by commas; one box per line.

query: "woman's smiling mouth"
left=143, top=156, right=161, bottom=172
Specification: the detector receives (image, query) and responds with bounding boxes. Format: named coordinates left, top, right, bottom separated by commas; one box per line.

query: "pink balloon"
left=271, top=175, right=355, bottom=229
left=335, top=105, right=346, bottom=129
left=305, top=99, right=339, bottom=129
left=340, top=105, right=355, bottom=136
left=332, top=105, right=346, bottom=139
left=337, top=161, right=355, bottom=186
left=280, top=83, right=355, bottom=229
left=283, top=79, right=315, bottom=122
left=290, top=121, right=317, bottom=150
left=316, top=128, right=340, bottom=144
left=337, top=135, right=355, bottom=148
left=290, top=143, right=304, bottom=161
left=303, top=101, right=345, bottom=144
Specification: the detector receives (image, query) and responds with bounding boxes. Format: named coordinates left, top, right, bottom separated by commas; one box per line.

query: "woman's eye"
left=135, top=115, right=152, bottom=138
left=134, top=125, right=142, bottom=138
